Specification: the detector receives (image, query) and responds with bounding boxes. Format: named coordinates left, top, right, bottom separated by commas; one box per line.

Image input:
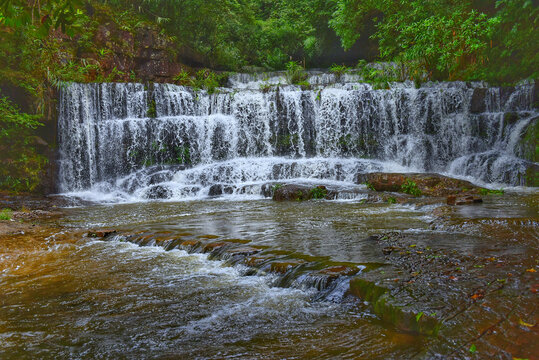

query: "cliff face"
left=75, top=5, right=202, bottom=83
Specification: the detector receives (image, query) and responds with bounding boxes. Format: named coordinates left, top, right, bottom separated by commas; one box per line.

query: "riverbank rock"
left=357, top=173, right=482, bottom=197
left=272, top=184, right=336, bottom=201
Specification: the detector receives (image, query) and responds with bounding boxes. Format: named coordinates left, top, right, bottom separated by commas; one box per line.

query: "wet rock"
left=270, top=261, right=305, bottom=274
left=87, top=229, right=116, bottom=238
left=133, top=234, right=154, bottom=246
left=245, top=255, right=271, bottom=267
left=144, top=185, right=173, bottom=199
left=202, top=242, right=228, bottom=253
left=180, top=239, right=201, bottom=248
left=208, top=184, right=234, bottom=196
left=446, top=195, right=456, bottom=205
left=358, top=173, right=482, bottom=197
left=514, top=116, right=538, bottom=164
left=453, top=195, right=483, bottom=205
left=260, top=183, right=275, bottom=198
left=349, top=277, right=441, bottom=336
left=198, top=234, right=220, bottom=239
left=318, top=265, right=359, bottom=277
left=272, top=184, right=336, bottom=201
left=382, top=246, right=397, bottom=255
left=225, top=247, right=261, bottom=257
left=470, top=87, right=487, bottom=113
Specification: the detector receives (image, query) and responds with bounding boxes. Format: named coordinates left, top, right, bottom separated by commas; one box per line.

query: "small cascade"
left=108, top=231, right=363, bottom=302
left=57, top=78, right=538, bottom=200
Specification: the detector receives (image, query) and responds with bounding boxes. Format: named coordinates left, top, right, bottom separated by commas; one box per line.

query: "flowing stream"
left=1, top=75, right=537, bottom=359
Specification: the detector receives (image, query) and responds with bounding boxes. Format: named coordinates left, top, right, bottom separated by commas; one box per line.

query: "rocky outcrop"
left=272, top=184, right=336, bottom=201
left=357, top=173, right=482, bottom=197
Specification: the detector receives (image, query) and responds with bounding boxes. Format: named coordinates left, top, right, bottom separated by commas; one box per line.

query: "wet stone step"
left=95, top=230, right=366, bottom=300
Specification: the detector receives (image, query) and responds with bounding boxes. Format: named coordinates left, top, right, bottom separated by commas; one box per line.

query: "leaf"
left=415, top=312, right=424, bottom=322
left=469, top=344, right=477, bottom=353
left=518, top=319, right=534, bottom=328
left=525, top=268, right=536, bottom=273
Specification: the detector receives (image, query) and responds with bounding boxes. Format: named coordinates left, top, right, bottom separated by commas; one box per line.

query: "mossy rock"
left=349, top=277, right=441, bottom=336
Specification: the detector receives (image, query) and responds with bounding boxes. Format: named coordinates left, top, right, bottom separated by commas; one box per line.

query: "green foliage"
left=173, top=70, right=194, bottom=86
left=0, top=97, right=47, bottom=192
left=192, top=69, right=229, bottom=94
left=0, top=208, right=13, bottom=220
left=387, top=197, right=397, bottom=204
left=401, top=179, right=422, bottom=196
left=310, top=186, right=328, bottom=199
left=272, top=183, right=282, bottom=192
left=147, top=99, right=157, bottom=118
left=365, top=182, right=376, bottom=191
left=330, top=0, right=538, bottom=82
left=356, top=60, right=400, bottom=88
left=259, top=81, right=274, bottom=93
left=329, top=64, right=349, bottom=77
left=284, top=61, right=307, bottom=85
left=479, top=188, right=505, bottom=195
left=176, top=145, right=191, bottom=165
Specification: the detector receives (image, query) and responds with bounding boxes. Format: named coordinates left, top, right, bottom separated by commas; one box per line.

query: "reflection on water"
left=0, top=194, right=537, bottom=358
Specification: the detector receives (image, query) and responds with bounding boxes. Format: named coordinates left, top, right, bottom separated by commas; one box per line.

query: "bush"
left=310, top=186, right=328, bottom=199
left=329, top=64, right=349, bottom=77
left=284, top=61, right=308, bottom=85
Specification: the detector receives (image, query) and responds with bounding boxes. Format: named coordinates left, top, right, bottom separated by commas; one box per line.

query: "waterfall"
left=57, top=77, right=538, bottom=201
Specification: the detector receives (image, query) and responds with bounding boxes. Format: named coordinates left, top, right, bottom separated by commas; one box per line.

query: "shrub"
left=329, top=64, right=349, bottom=77
left=173, top=70, right=194, bottom=86
left=284, top=61, right=308, bottom=85
left=310, top=186, right=328, bottom=199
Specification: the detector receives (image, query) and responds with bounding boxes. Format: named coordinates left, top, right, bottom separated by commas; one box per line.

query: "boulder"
left=208, top=184, right=234, bottom=196
left=272, top=184, right=336, bottom=201
left=358, top=173, right=482, bottom=197
left=143, top=185, right=173, bottom=199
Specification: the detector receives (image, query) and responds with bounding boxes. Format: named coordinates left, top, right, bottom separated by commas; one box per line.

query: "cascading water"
left=57, top=75, right=537, bottom=201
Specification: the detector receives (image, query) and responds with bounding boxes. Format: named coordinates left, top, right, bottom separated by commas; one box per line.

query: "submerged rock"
left=87, top=229, right=117, bottom=238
